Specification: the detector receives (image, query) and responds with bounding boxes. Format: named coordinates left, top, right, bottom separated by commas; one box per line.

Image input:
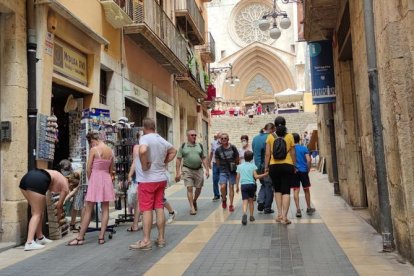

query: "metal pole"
left=328, top=103, right=340, bottom=195
left=363, top=0, right=394, bottom=252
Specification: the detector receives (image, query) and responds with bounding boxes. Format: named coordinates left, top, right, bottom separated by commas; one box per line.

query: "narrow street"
left=0, top=172, right=413, bottom=276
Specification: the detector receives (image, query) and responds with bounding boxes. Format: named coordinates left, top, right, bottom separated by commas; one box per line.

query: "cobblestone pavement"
left=0, top=172, right=413, bottom=275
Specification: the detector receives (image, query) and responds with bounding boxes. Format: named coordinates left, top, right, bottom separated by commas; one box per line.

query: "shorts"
left=248, top=115, right=254, bottom=118
left=292, top=171, right=311, bottom=190
left=241, top=184, right=257, bottom=200
left=269, top=164, right=296, bottom=195
left=19, top=169, right=51, bottom=195
left=138, top=181, right=167, bottom=211
left=182, top=166, right=204, bottom=188
left=219, top=172, right=236, bottom=185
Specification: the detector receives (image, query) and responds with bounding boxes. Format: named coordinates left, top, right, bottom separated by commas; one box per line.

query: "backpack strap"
left=198, top=143, right=204, bottom=158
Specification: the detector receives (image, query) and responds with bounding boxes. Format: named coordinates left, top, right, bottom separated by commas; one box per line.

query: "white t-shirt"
left=136, top=133, right=173, bottom=183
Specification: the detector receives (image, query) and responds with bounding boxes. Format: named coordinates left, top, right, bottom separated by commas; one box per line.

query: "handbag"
left=221, top=146, right=238, bottom=173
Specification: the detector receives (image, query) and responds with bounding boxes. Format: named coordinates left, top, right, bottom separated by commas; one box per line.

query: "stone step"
left=211, top=112, right=317, bottom=149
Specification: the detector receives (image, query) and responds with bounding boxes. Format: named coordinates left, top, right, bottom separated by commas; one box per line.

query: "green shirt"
left=177, top=143, right=206, bottom=169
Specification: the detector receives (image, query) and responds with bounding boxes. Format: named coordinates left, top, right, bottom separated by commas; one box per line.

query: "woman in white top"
left=238, top=135, right=251, bottom=164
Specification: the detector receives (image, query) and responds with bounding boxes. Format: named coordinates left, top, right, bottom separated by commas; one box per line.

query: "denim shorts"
left=219, top=172, right=236, bottom=185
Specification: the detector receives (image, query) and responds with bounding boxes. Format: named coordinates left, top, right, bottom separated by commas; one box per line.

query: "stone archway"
left=219, top=43, right=296, bottom=105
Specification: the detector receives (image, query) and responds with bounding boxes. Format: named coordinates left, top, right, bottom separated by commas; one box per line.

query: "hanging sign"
left=53, top=38, right=88, bottom=86
left=309, top=40, right=336, bottom=104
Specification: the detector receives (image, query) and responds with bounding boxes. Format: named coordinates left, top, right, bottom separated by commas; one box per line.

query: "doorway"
left=156, top=112, right=172, bottom=142
left=51, top=83, right=84, bottom=169
left=125, top=98, right=148, bottom=127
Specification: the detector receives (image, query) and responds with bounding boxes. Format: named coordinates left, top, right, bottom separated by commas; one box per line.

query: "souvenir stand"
left=37, top=113, right=70, bottom=239
left=114, top=124, right=140, bottom=225
left=82, top=108, right=117, bottom=238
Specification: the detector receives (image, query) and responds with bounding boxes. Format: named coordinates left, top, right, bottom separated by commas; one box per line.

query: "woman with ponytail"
left=263, top=116, right=296, bottom=225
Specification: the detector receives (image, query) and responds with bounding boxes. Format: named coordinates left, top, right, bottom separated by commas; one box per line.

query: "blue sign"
left=309, top=40, right=336, bottom=104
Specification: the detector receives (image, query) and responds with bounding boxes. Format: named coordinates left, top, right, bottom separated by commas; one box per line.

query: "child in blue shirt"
left=292, top=133, right=315, bottom=218
left=236, top=150, right=268, bottom=225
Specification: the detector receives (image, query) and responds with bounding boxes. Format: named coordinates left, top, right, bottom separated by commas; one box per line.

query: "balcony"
left=101, top=0, right=134, bottom=29
left=175, top=0, right=206, bottom=45
left=124, top=0, right=187, bottom=74
left=196, top=32, right=216, bottom=63
left=176, top=70, right=206, bottom=99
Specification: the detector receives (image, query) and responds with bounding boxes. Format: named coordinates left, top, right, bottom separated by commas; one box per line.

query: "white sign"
left=123, top=79, right=149, bottom=107
left=156, top=97, right=174, bottom=118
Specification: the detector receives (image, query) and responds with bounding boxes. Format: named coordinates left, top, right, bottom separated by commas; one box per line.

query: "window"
left=99, top=69, right=108, bottom=105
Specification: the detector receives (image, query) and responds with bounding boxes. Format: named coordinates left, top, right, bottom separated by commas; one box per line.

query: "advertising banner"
left=309, top=40, right=336, bottom=104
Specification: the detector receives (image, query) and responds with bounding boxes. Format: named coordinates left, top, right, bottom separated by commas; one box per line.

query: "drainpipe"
left=363, top=0, right=394, bottom=252
left=27, top=0, right=37, bottom=171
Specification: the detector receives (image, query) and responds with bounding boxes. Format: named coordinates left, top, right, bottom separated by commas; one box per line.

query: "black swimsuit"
left=19, top=169, right=52, bottom=195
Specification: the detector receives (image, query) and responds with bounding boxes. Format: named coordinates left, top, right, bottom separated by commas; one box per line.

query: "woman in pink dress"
left=68, top=131, right=115, bottom=245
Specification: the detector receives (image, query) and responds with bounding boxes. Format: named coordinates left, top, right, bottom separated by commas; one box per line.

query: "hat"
left=59, top=159, right=73, bottom=176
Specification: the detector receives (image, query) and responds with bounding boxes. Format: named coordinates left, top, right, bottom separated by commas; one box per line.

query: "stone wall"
left=0, top=0, right=28, bottom=243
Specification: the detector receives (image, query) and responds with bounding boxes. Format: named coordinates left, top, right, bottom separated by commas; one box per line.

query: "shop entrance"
left=51, top=83, right=84, bottom=168
left=156, top=112, right=172, bottom=142
left=125, top=98, right=148, bottom=127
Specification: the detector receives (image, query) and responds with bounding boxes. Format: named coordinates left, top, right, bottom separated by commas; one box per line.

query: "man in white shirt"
left=129, top=118, right=177, bottom=250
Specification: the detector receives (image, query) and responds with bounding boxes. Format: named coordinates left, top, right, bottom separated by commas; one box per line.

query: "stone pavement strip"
left=0, top=172, right=413, bottom=275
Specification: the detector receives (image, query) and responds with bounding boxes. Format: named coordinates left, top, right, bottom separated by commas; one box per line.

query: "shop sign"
left=123, top=79, right=149, bottom=107
left=309, top=40, right=336, bottom=104
left=156, top=97, right=174, bottom=118
left=53, top=38, right=88, bottom=86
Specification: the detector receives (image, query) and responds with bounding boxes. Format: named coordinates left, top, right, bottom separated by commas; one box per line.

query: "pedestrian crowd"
left=19, top=115, right=315, bottom=251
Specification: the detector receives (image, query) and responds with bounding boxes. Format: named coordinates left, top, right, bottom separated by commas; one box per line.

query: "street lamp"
left=258, top=0, right=292, bottom=40
left=210, top=64, right=240, bottom=87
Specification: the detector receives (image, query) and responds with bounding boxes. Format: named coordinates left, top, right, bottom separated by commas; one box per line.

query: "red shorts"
left=138, top=181, right=167, bottom=211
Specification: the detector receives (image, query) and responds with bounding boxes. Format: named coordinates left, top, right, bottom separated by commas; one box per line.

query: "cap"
left=59, top=159, right=73, bottom=176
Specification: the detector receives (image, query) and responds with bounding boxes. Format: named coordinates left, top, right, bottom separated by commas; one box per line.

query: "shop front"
left=123, top=79, right=149, bottom=127
left=155, top=97, right=173, bottom=142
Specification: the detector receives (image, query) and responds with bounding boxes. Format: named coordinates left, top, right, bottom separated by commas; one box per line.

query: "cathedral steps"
left=210, top=112, right=317, bottom=148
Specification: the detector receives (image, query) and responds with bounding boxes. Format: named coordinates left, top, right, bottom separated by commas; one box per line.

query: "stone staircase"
left=211, top=112, right=317, bottom=148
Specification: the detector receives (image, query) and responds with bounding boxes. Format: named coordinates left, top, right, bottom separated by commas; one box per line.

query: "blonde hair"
left=86, top=131, right=100, bottom=143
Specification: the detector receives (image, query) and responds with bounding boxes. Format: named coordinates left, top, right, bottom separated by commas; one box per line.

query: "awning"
left=274, top=89, right=304, bottom=103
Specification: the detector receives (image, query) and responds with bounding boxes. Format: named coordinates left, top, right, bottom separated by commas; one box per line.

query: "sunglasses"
left=221, top=137, right=229, bottom=140
left=190, top=134, right=197, bottom=137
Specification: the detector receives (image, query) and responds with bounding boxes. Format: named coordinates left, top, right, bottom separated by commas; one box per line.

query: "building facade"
left=207, top=0, right=312, bottom=113
left=0, top=0, right=213, bottom=245
left=304, top=0, right=414, bottom=262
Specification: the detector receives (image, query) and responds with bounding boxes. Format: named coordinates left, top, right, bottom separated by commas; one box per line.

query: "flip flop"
left=190, top=210, right=197, bottom=215
left=281, top=218, right=292, bottom=225
left=67, top=238, right=84, bottom=246
left=129, top=240, right=152, bottom=251
left=98, top=238, right=105, bottom=245
left=126, top=226, right=141, bottom=232
left=275, top=215, right=283, bottom=223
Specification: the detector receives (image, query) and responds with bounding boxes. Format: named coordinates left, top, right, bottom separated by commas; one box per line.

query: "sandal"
left=275, top=215, right=283, bottom=223
left=67, top=237, right=85, bottom=246
left=190, top=210, right=197, bottom=215
left=129, top=240, right=152, bottom=251
left=154, top=239, right=166, bottom=248
left=70, top=224, right=80, bottom=233
left=126, top=226, right=141, bottom=232
left=281, top=218, right=292, bottom=225
left=98, top=237, right=105, bottom=245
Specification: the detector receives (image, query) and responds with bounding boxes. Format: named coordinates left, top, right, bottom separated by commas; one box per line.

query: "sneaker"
left=249, top=216, right=255, bottom=222
left=222, top=199, right=227, bottom=209
left=212, top=196, right=220, bottom=201
left=167, top=210, right=177, bottom=224
left=241, top=214, right=247, bottom=225
left=257, top=203, right=264, bottom=212
left=296, top=210, right=302, bottom=218
left=306, top=208, right=316, bottom=215
left=24, top=241, right=45, bottom=251
left=264, top=209, right=274, bottom=214
left=229, top=205, right=235, bottom=212
left=36, top=236, right=52, bottom=245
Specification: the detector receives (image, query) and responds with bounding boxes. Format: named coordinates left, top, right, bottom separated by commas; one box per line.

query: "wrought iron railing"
left=206, top=32, right=215, bottom=61
left=112, top=0, right=134, bottom=20
left=175, top=0, right=206, bottom=37
left=133, top=0, right=187, bottom=66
